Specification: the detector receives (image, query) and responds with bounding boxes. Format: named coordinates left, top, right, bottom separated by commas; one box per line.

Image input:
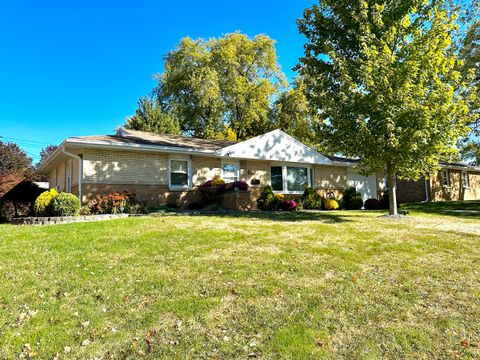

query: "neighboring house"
left=37, top=128, right=480, bottom=209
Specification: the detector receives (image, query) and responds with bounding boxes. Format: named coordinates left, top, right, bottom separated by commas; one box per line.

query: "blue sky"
left=0, top=0, right=314, bottom=162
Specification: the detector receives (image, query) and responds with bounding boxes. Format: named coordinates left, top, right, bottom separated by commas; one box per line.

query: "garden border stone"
left=12, top=214, right=141, bottom=226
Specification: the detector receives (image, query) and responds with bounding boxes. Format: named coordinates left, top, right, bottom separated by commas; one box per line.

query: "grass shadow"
left=197, top=210, right=358, bottom=223
left=401, top=201, right=480, bottom=218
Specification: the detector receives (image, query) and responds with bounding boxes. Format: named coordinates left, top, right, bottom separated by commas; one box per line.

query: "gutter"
left=422, top=177, right=429, bottom=203
left=61, top=145, right=83, bottom=203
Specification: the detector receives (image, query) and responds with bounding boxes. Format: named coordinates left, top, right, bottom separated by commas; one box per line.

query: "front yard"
left=0, top=208, right=479, bottom=358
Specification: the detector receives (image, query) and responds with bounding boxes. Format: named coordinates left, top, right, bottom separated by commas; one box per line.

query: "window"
left=441, top=170, right=450, bottom=187
left=462, top=171, right=470, bottom=188
left=287, top=167, right=308, bottom=192
left=222, top=162, right=239, bottom=183
left=270, top=165, right=311, bottom=193
left=170, top=159, right=189, bottom=188
left=271, top=166, right=283, bottom=191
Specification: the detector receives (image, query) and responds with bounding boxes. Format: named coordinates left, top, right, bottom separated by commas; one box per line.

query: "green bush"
left=342, top=187, right=363, bottom=210
left=51, top=192, right=81, bottom=216
left=33, top=189, right=58, bottom=216
left=256, top=186, right=275, bottom=211
left=301, top=187, right=322, bottom=210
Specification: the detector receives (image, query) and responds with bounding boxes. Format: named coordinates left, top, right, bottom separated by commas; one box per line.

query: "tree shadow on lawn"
left=199, top=210, right=358, bottom=223
left=400, top=200, right=480, bottom=218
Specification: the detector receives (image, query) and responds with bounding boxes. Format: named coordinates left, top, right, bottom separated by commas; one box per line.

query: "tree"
left=459, top=19, right=480, bottom=164
left=0, top=141, right=33, bottom=197
left=298, top=0, right=471, bottom=215
left=38, top=144, right=58, bottom=168
left=269, top=80, right=321, bottom=148
left=125, top=96, right=180, bottom=135
left=0, top=141, right=32, bottom=177
left=140, top=32, right=286, bottom=140
left=210, top=33, right=287, bottom=139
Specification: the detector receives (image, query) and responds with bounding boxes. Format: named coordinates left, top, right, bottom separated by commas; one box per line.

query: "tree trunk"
left=386, top=161, right=398, bottom=216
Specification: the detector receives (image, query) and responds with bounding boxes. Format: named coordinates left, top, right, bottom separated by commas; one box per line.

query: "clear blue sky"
left=0, top=0, right=314, bottom=162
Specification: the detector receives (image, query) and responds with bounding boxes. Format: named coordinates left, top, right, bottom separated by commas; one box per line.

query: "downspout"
left=61, top=146, right=83, bottom=204
left=421, top=177, right=429, bottom=203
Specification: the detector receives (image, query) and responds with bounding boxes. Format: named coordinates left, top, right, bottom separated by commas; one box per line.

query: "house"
left=37, top=128, right=480, bottom=209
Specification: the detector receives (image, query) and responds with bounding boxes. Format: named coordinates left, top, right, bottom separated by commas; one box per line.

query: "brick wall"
left=430, top=169, right=480, bottom=201
left=396, top=178, right=427, bottom=203
left=82, top=149, right=169, bottom=185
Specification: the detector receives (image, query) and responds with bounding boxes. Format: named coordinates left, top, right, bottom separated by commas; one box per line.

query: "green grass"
left=401, top=200, right=480, bottom=218
left=0, top=209, right=479, bottom=358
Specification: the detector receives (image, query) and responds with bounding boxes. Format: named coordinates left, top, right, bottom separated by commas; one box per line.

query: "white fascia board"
left=64, top=139, right=218, bottom=156
left=36, top=141, right=67, bottom=175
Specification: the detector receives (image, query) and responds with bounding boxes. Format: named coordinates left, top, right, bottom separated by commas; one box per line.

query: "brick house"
left=37, top=128, right=480, bottom=209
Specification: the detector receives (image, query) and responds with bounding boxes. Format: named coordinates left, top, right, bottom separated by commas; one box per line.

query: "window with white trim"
left=222, top=162, right=239, bottom=183
left=462, top=171, right=470, bottom=188
left=270, top=165, right=311, bottom=193
left=441, top=169, right=450, bottom=187
left=170, top=159, right=190, bottom=188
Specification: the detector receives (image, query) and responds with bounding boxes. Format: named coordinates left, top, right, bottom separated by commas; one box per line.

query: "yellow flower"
left=274, top=193, right=285, bottom=201
left=212, top=178, right=226, bottom=186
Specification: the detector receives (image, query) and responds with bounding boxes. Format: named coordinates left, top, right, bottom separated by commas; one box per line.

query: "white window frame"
left=462, top=171, right=470, bottom=189
left=221, top=160, right=240, bottom=183
left=269, top=163, right=312, bottom=194
left=169, top=158, right=191, bottom=190
left=441, top=169, right=450, bottom=188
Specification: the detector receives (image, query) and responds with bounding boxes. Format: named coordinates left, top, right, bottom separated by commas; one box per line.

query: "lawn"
left=0, top=208, right=479, bottom=358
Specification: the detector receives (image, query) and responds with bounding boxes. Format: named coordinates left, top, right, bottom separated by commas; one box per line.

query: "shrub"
left=380, top=191, right=389, bottom=209
left=278, top=199, right=297, bottom=211
left=51, top=192, right=81, bottom=216
left=225, top=181, right=249, bottom=191
left=342, top=187, right=363, bottom=210
left=256, top=186, right=275, bottom=211
left=87, top=192, right=145, bottom=214
left=324, top=198, right=339, bottom=210
left=301, top=187, right=322, bottom=210
left=211, top=178, right=225, bottom=186
left=33, top=189, right=58, bottom=216
left=364, top=198, right=381, bottom=210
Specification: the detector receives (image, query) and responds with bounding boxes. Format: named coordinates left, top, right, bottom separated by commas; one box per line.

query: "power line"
left=0, top=136, right=50, bottom=145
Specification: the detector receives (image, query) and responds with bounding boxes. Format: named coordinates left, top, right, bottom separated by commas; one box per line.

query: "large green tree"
left=130, top=33, right=287, bottom=140
left=298, top=0, right=472, bottom=215
left=269, top=80, right=321, bottom=148
left=125, top=96, right=180, bottom=135
left=459, top=19, right=480, bottom=164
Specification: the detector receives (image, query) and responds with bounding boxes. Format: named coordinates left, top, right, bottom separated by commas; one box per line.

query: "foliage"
left=211, top=178, right=225, bottom=186
left=124, top=96, right=180, bottom=135
left=136, top=33, right=287, bottom=140
left=323, top=198, right=339, bottom=211
left=51, top=192, right=81, bottom=216
left=225, top=181, right=248, bottom=191
left=364, top=198, right=381, bottom=211
left=0, top=140, right=32, bottom=177
left=87, top=192, right=145, bottom=215
left=256, top=186, right=276, bottom=211
left=37, top=145, right=58, bottom=168
left=278, top=199, right=298, bottom=211
left=297, top=0, right=472, bottom=215
left=33, top=189, right=58, bottom=216
left=342, top=187, right=363, bottom=210
left=300, top=187, right=323, bottom=210
left=459, top=19, right=480, bottom=165
left=269, top=79, right=321, bottom=148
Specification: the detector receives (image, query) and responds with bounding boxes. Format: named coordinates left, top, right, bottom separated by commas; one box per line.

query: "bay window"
left=270, top=165, right=311, bottom=193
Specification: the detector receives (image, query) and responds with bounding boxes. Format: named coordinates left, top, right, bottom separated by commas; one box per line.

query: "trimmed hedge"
left=364, top=198, right=381, bottom=210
